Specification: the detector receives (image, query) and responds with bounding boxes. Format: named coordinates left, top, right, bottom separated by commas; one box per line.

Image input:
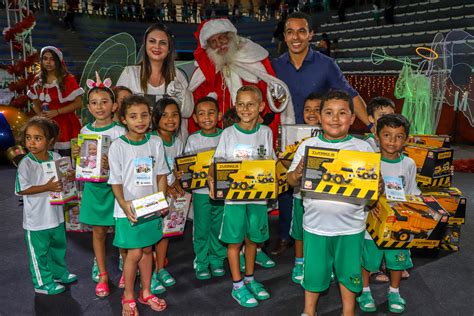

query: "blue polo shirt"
left=272, top=48, right=358, bottom=124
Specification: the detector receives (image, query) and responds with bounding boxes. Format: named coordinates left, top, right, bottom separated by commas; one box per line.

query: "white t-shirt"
left=214, top=123, right=276, bottom=205
left=16, top=152, right=65, bottom=231
left=184, top=129, right=222, bottom=195
left=289, top=134, right=374, bottom=236
left=364, top=134, right=379, bottom=152
left=108, top=135, right=170, bottom=218
left=162, top=136, right=184, bottom=185
left=80, top=121, right=125, bottom=140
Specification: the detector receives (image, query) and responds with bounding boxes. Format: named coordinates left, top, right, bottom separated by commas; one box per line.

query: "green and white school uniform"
left=364, top=133, right=379, bottom=152
left=15, top=152, right=68, bottom=288
left=185, top=130, right=226, bottom=270
left=79, top=122, right=125, bottom=226
left=108, top=135, right=170, bottom=249
left=162, top=136, right=184, bottom=186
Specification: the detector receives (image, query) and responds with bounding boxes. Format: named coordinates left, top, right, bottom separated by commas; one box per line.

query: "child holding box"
left=365, top=96, right=396, bottom=152
left=357, top=114, right=419, bottom=314
left=287, top=90, right=375, bottom=316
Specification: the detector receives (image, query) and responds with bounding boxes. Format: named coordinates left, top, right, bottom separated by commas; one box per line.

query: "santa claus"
left=188, top=18, right=294, bottom=140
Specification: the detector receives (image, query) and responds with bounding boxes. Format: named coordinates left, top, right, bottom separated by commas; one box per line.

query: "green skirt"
left=79, top=181, right=115, bottom=226
left=113, top=217, right=163, bottom=249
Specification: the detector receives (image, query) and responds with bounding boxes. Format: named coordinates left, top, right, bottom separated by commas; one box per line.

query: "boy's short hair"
left=286, top=12, right=313, bottom=31
left=367, top=96, right=395, bottom=116
left=195, top=96, right=219, bottom=113
left=376, top=113, right=410, bottom=137
left=236, top=85, right=263, bottom=103
left=118, top=94, right=152, bottom=120
left=304, top=92, right=323, bottom=104
left=320, top=90, right=354, bottom=113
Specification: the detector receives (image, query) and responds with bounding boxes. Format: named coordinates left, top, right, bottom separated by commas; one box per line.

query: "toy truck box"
left=421, top=187, right=466, bottom=225
left=278, top=124, right=322, bottom=160
left=131, top=192, right=168, bottom=226
left=277, top=160, right=289, bottom=194
left=403, top=145, right=453, bottom=187
left=42, top=157, right=77, bottom=204
left=439, top=224, right=461, bottom=251
left=407, top=134, right=451, bottom=148
left=163, top=192, right=192, bottom=237
left=300, top=147, right=380, bottom=204
left=213, top=158, right=277, bottom=200
left=175, top=149, right=215, bottom=190
left=366, top=195, right=450, bottom=249
left=75, top=134, right=111, bottom=182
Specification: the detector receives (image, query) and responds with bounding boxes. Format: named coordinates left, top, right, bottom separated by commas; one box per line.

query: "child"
left=209, top=85, right=276, bottom=308
left=77, top=80, right=125, bottom=298
left=287, top=90, right=374, bottom=316
left=16, top=116, right=77, bottom=295
left=357, top=113, right=419, bottom=314
left=365, top=96, right=396, bottom=152
left=112, top=86, right=132, bottom=122
left=185, top=96, right=227, bottom=280
left=150, top=98, right=185, bottom=293
left=108, top=95, right=169, bottom=314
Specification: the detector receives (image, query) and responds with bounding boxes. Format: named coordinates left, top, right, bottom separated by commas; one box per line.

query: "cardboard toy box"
left=76, top=134, right=111, bottom=182
left=163, top=192, right=192, bottom=237
left=366, top=195, right=450, bottom=249
left=278, top=124, right=322, bottom=160
left=64, top=202, right=89, bottom=232
left=214, top=158, right=277, bottom=200
left=42, top=157, right=77, bottom=204
left=175, top=149, right=215, bottom=190
left=300, top=147, right=380, bottom=204
left=439, top=224, right=461, bottom=251
left=407, top=134, right=451, bottom=148
left=421, top=187, right=466, bottom=225
left=277, top=160, right=289, bottom=194
left=403, top=145, right=453, bottom=187
left=131, top=192, right=168, bottom=225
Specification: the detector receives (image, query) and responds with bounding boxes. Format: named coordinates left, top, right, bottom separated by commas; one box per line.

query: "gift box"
left=42, top=157, right=77, bottom=204
left=76, top=134, right=111, bottom=182
left=407, top=134, right=451, bottom=148
left=175, top=149, right=215, bottom=190
left=278, top=124, right=322, bottom=160
left=403, top=145, right=453, bottom=187
left=421, top=187, right=466, bottom=225
left=300, top=147, right=380, bottom=204
left=366, top=195, right=449, bottom=249
left=163, top=192, right=192, bottom=237
left=213, top=158, right=277, bottom=200
left=131, top=192, right=168, bottom=225
left=439, top=224, right=461, bottom=251
left=277, top=160, right=289, bottom=194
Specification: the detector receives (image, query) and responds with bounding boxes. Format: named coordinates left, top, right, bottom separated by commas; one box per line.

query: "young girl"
left=112, top=86, right=133, bottom=123
left=16, top=116, right=77, bottom=295
left=150, top=98, right=185, bottom=294
left=109, top=95, right=169, bottom=314
left=77, top=79, right=125, bottom=298
left=28, top=46, right=84, bottom=157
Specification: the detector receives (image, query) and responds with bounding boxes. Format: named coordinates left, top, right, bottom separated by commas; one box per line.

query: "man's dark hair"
left=304, top=92, right=323, bottom=104
left=285, top=12, right=313, bottom=31
left=367, top=96, right=396, bottom=116
left=376, top=113, right=410, bottom=137
left=320, top=90, right=353, bottom=113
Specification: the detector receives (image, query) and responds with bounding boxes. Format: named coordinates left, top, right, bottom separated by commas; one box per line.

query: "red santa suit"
left=188, top=19, right=294, bottom=145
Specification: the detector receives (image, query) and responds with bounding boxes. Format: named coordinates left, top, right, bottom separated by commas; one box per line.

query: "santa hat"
left=40, top=46, right=63, bottom=62
left=198, top=18, right=237, bottom=49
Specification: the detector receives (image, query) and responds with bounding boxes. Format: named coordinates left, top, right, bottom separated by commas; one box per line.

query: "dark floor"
left=0, top=164, right=473, bottom=316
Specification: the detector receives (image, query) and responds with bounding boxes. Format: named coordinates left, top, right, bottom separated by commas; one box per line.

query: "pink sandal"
left=95, top=272, right=110, bottom=298
left=138, top=291, right=167, bottom=312
left=122, top=296, right=137, bottom=316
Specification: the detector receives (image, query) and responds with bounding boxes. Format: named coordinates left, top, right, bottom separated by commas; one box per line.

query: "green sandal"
left=232, top=286, right=258, bottom=308
left=357, top=291, right=377, bottom=312
left=245, top=280, right=270, bottom=301
left=151, top=271, right=166, bottom=294
left=388, top=292, right=406, bottom=313
left=92, top=259, right=99, bottom=283
left=157, top=268, right=176, bottom=287
left=291, top=263, right=304, bottom=284
left=210, top=265, right=225, bottom=277
left=195, top=267, right=211, bottom=280
left=255, top=250, right=276, bottom=268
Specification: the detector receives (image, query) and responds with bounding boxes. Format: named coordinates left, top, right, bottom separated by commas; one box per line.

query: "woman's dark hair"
left=22, top=116, right=60, bottom=146
left=140, top=23, right=176, bottom=94
left=40, top=49, right=68, bottom=92
left=152, top=98, right=181, bottom=135
left=118, top=94, right=152, bottom=122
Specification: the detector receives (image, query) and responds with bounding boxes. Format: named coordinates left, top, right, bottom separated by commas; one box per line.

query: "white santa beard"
left=206, top=36, right=240, bottom=72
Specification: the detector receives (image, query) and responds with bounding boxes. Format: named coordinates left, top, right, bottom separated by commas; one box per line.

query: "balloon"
left=0, top=105, right=31, bottom=143
left=0, top=112, right=15, bottom=151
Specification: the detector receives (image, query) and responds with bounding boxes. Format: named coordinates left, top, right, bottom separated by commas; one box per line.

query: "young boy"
left=287, top=90, right=374, bottom=316
left=209, top=85, right=276, bottom=308
left=365, top=96, right=396, bottom=152
left=357, top=113, right=419, bottom=314
left=185, top=96, right=227, bottom=280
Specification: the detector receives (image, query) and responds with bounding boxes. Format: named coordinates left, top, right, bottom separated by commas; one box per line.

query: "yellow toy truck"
left=321, top=160, right=356, bottom=184
left=257, top=170, right=274, bottom=183
left=390, top=203, right=439, bottom=241
left=229, top=172, right=257, bottom=190
left=189, top=161, right=210, bottom=179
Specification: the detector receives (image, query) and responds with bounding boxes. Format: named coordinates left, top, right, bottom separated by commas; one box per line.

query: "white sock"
left=244, top=275, right=254, bottom=283
left=389, top=286, right=399, bottom=293
left=233, top=280, right=244, bottom=289
left=363, top=286, right=371, bottom=293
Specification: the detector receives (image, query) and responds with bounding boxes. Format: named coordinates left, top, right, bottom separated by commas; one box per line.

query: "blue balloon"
left=0, top=112, right=15, bottom=151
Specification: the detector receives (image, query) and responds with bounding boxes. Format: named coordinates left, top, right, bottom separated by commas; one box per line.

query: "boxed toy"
left=175, top=149, right=215, bottom=190
left=366, top=195, right=449, bottom=249
left=277, top=160, right=289, bottom=194
left=278, top=124, right=322, bottom=160
left=131, top=192, right=168, bottom=226
left=214, top=158, right=277, bottom=200
left=42, top=157, right=77, bottom=204
left=75, top=134, right=111, bottom=182
left=403, top=145, right=453, bottom=187
left=300, top=147, right=380, bottom=204
left=407, top=134, right=451, bottom=148
left=163, top=192, right=192, bottom=237
left=439, top=224, right=461, bottom=251
left=64, top=202, right=89, bottom=232
left=421, top=187, right=466, bottom=225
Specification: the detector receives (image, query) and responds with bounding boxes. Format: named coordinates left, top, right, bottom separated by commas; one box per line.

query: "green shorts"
left=290, top=197, right=304, bottom=241
left=219, top=203, right=269, bottom=244
left=113, top=217, right=163, bottom=249
left=362, top=238, right=413, bottom=272
left=303, top=230, right=364, bottom=293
